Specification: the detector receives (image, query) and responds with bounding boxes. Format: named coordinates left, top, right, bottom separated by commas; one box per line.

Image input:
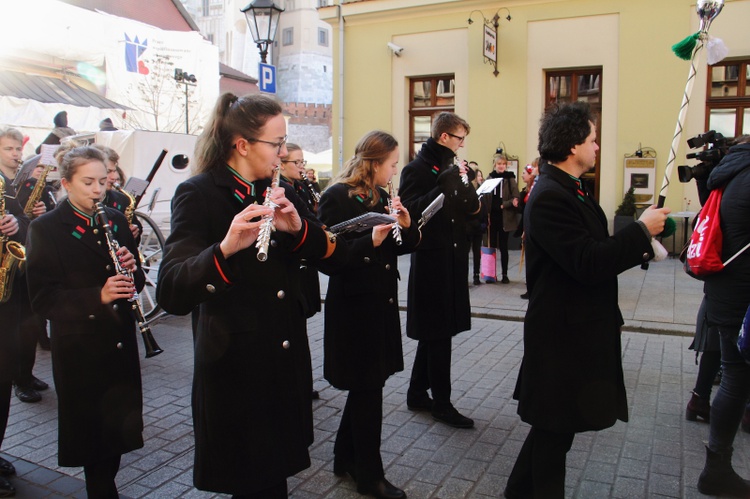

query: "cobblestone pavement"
left=5, top=255, right=740, bottom=499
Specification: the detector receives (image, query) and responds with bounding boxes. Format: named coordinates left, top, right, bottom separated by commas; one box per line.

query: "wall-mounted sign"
left=623, top=156, right=656, bottom=205
left=484, top=24, right=497, bottom=62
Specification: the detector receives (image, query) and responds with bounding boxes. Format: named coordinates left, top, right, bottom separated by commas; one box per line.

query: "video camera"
left=677, top=130, right=729, bottom=183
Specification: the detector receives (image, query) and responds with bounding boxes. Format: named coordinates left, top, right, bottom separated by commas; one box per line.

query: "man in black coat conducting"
left=399, top=112, right=480, bottom=429
left=504, top=102, right=670, bottom=498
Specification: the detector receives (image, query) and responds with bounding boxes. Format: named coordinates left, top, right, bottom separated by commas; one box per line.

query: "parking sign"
left=259, top=63, right=276, bottom=94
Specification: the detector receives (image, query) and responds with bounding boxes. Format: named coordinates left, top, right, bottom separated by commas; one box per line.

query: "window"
left=408, top=75, right=455, bottom=159
left=317, top=0, right=329, bottom=7
left=545, top=67, right=603, bottom=201
left=202, top=0, right=209, bottom=16
left=706, top=58, right=750, bottom=137
left=282, top=27, right=294, bottom=47
left=286, top=0, right=295, bottom=10
left=318, top=28, right=329, bottom=47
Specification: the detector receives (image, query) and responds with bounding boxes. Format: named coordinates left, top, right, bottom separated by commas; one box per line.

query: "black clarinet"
left=94, top=203, right=164, bottom=358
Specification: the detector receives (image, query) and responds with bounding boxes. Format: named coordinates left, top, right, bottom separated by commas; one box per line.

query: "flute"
left=256, top=166, right=282, bottom=262
left=387, top=180, right=402, bottom=245
left=455, top=157, right=469, bottom=186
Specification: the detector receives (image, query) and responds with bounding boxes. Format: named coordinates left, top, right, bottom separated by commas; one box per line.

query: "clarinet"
left=303, top=176, right=321, bottom=204
left=256, top=166, right=282, bottom=262
left=94, top=203, right=164, bottom=358
left=387, top=181, right=403, bottom=245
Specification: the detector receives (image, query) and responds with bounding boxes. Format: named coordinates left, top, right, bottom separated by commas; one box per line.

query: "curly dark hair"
left=538, top=102, right=596, bottom=163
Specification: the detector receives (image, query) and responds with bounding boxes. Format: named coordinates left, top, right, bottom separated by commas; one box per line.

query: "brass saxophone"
left=113, top=183, right=135, bottom=224
left=94, top=202, right=163, bottom=358
left=23, top=164, right=54, bottom=219
left=0, top=176, right=27, bottom=303
left=256, top=167, right=281, bottom=262
left=386, top=180, right=402, bottom=245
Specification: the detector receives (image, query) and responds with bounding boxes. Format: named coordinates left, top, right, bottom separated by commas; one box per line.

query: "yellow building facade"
left=320, top=0, right=750, bottom=222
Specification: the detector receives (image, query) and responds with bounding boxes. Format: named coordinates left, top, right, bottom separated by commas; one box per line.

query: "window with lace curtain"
left=706, top=58, right=750, bottom=138
left=408, top=75, right=455, bottom=160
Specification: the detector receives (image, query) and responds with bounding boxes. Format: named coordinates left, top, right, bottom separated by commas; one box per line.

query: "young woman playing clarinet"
left=318, top=130, right=419, bottom=499
left=156, top=93, right=346, bottom=499
left=25, top=146, right=145, bottom=498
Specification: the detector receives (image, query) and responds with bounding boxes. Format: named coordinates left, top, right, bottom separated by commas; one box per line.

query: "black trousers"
left=488, top=213, right=510, bottom=276
left=231, top=480, right=288, bottom=499
left=468, top=234, right=482, bottom=275
left=16, top=295, right=43, bottom=388
left=408, top=338, right=452, bottom=410
left=334, top=388, right=384, bottom=486
left=83, top=455, right=121, bottom=499
left=506, top=427, right=575, bottom=499
left=0, top=296, right=20, bottom=450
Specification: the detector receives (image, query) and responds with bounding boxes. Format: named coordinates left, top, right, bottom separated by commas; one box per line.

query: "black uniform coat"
left=318, top=183, right=419, bottom=390
left=0, top=173, right=29, bottom=385
left=513, top=162, right=653, bottom=433
left=398, top=138, right=478, bottom=341
left=26, top=200, right=145, bottom=466
left=156, top=165, right=346, bottom=495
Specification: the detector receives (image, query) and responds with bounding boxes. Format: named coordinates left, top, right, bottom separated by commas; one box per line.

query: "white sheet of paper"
left=476, top=178, right=502, bottom=195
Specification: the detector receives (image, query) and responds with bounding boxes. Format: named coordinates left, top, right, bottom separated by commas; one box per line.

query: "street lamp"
left=174, top=68, right=197, bottom=134
left=241, top=0, right=284, bottom=64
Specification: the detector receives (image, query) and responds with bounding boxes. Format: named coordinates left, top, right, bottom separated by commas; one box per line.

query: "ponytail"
left=194, top=92, right=282, bottom=174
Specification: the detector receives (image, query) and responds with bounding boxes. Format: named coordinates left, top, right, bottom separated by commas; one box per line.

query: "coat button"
left=277, top=290, right=286, bottom=299
left=88, top=314, right=96, bottom=320
left=388, top=298, right=394, bottom=304
left=642, top=252, right=649, bottom=260
left=364, top=257, right=370, bottom=264
left=282, top=340, right=290, bottom=349
left=116, top=342, right=123, bottom=349
left=385, top=264, right=391, bottom=270
left=106, top=264, right=112, bottom=271
left=206, top=284, right=216, bottom=293
left=270, top=239, right=278, bottom=248
left=454, top=243, right=457, bottom=248
left=93, top=228, right=99, bottom=234
left=113, top=304, right=119, bottom=311
left=451, top=219, right=455, bottom=223
left=97, top=240, right=102, bottom=245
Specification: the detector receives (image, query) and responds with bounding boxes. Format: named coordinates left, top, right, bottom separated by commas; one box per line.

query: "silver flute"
left=455, top=157, right=469, bottom=186
left=256, top=166, right=282, bottom=262
left=387, top=181, right=403, bottom=246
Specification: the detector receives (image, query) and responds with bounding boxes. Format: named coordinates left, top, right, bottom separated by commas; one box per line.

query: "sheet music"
left=418, top=193, right=445, bottom=229
left=476, top=178, right=502, bottom=195
left=329, top=212, right=397, bottom=235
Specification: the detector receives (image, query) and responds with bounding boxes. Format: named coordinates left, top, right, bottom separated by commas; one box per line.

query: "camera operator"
left=695, top=134, right=750, bottom=497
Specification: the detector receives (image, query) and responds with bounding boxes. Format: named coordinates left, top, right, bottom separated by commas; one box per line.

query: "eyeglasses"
left=445, top=132, right=466, bottom=143
left=282, top=159, right=308, bottom=167
left=235, top=135, right=288, bottom=155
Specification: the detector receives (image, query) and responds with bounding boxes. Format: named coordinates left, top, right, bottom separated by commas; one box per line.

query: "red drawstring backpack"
left=685, top=186, right=750, bottom=278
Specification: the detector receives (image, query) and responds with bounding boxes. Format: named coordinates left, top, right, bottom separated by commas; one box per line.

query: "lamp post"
left=174, top=68, right=197, bottom=134
left=241, top=0, right=284, bottom=64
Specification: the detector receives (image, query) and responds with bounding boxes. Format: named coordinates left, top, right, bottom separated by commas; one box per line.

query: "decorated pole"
left=657, top=0, right=726, bottom=209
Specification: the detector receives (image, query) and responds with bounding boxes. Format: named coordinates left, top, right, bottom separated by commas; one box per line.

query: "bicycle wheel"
left=134, top=211, right=166, bottom=320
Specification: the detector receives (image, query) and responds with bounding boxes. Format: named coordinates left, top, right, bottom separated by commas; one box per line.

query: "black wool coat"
left=156, top=165, right=347, bottom=495
left=514, top=162, right=653, bottom=433
left=399, top=138, right=475, bottom=340
left=318, top=183, right=420, bottom=390
left=26, top=200, right=145, bottom=466
left=0, top=174, right=29, bottom=384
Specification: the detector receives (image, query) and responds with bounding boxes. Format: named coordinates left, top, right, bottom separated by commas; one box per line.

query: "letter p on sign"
left=259, top=63, right=276, bottom=94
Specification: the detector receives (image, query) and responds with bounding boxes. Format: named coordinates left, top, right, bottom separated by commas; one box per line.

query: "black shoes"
left=0, top=476, right=14, bottom=498
left=406, top=394, right=433, bottom=412
left=473, top=274, right=481, bottom=285
left=312, top=390, right=320, bottom=400
left=31, top=376, right=49, bottom=391
left=333, top=460, right=356, bottom=481
left=686, top=391, right=710, bottom=422
left=358, top=478, right=406, bottom=499
left=501, top=275, right=510, bottom=284
left=14, top=386, right=41, bottom=403
left=432, top=406, right=474, bottom=429
left=0, top=458, right=15, bottom=477
left=520, top=292, right=529, bottom=299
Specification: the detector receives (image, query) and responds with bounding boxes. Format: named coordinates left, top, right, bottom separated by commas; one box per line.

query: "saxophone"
left=23, top=164, right=54, bottom=219
left=0, top=176, right=27, bottom=303
left=113, top=183, right=135, bottom=224
left=256, top=167, right=281, bottom=262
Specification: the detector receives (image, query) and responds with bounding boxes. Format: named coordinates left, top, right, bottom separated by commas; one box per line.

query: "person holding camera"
left=696, top=135, right=750, bottom=497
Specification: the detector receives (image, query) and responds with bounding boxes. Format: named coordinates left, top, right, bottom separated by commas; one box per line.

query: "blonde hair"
left=330, top=130, right=398, bottom=207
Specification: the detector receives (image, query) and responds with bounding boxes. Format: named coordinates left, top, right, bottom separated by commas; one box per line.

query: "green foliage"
left=615, top=186, right=637, bottom=217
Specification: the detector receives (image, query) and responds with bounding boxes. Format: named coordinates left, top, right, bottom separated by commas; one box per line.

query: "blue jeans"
left=708, top=325, right=750, bottom=455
